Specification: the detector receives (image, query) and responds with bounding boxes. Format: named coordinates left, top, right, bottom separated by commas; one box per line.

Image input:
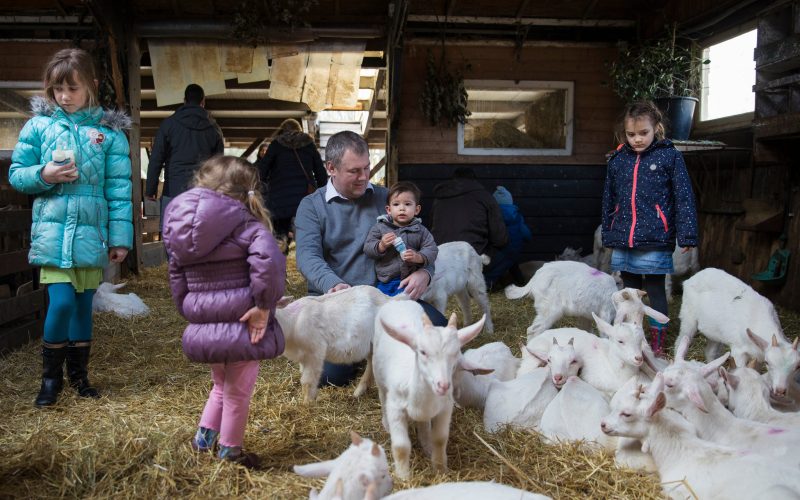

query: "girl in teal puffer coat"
left=9, top=48, right=133, bottom=407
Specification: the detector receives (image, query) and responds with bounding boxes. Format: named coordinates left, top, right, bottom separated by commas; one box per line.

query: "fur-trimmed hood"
left=275, top=130, right=315, bottom=149
left=30, top=95, right=131, bottom=130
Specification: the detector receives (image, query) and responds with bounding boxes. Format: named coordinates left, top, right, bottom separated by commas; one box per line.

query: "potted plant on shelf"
left=609, top=26, right=708, bottom=140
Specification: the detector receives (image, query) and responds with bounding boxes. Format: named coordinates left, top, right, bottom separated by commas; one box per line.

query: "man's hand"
left=378, top=232, right=396, bottom=253
left=240, top=306, right=270, bottom=344
left=399, top=269, right=430, bottom=300
left=41, top=160, right=78, bottom=184
left=108, top=247, right=128, bottom=263
left=401, top=249, right=424, bottom=264
left=327, top=283, right=351, bottom=294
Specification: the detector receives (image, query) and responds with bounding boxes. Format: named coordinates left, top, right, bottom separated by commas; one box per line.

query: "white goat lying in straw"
left=483, top=339, right=582, bottom=433
left=92, top=282, right=150, bottom=318
left=371, top=300, right=485, bottom=479
left=677, top=267, right=799, bottom=400
left=524, top=315, right=654, bottom=396
left=275, top=286, right=408, bottom=403
left=375, top=482, right=551, bottom=500
left=421, top=241, right=494, bottom=334
left=539, top=375, right=616, bottom=451
left=720, top=363, right=800, bottom=428
left=601, top=374, right=800, bottom=500
left=661, top=348, right=800, bottom=469
left=293, top=431, right=392, bottom=500
left=505, top=261, right=668, bottom=339
left=452, top=341, right=519, bottom=410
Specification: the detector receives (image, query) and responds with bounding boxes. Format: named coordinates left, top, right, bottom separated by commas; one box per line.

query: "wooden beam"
left=0, top=89, right=31, bottom=115
left=127, top=27, right=144, bottom=274
left=369, top=156, right=386, bottom=180
left=107, top=32, right=127, bottom=111
left=406, top=15, right=636, bottom=27
left=140, top=99, right=310, bottom=112
left=363, top=69, right=385, bottom=140
left=141, top=117, right=286, bottom=128
left=446, top=0, right=458, bottom=17
left=515, top=0, right=531, bottom=19
left=582, top=0, right=600, bottom=19
left=240, top=137, right=265, bottom=159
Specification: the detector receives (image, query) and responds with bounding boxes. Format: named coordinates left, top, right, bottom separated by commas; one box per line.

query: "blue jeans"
left=319, top=299, right=447, bottom=387
left=483, top=244, right=522, bottom=289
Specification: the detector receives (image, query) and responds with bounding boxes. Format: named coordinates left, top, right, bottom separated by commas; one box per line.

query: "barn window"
left=700, top=29, right=757, bottom=121
left=457, top=80, right=574, bottom=156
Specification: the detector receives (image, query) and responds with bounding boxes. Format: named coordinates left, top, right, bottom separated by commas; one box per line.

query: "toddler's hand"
left=109, top=247, right=128, bottom=262
left=379, top=232, right=396, bottom=252
left=401, top=249, right=423, bottom=264
left=240, top=306, right=270, bottom=344
left=41, top=160, right=79, bottom=184
left=680, top=246, right=695, bottom=254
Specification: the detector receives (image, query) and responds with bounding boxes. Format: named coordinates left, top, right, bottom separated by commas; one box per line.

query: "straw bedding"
left=1, top=256, right=797, bottom=499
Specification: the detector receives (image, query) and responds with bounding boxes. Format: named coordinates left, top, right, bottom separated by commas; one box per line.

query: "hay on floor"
left=2, top=255, right=796, bottom=498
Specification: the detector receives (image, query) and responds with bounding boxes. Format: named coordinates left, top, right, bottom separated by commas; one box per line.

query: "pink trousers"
left=198, top=360, right=260, bottom=448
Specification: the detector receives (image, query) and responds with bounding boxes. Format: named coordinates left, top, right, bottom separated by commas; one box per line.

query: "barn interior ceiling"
left=0, top=0, right=664, bottom=152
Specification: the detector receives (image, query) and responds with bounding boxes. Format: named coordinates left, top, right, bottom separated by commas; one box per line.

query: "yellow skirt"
left=40, top=267, right=103, bottom=293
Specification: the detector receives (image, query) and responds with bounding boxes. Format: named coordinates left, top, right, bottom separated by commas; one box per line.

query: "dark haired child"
left=363, top=181, right=438, bottom=296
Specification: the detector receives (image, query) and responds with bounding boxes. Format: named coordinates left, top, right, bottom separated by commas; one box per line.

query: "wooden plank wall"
left=0, top=41, right=72, bottom=81
left=399, top=163, right=605, bottom=261
left=395, top=43, right=622, bottom=165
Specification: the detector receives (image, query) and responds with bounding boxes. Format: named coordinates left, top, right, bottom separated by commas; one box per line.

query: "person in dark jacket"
left=483, top=186, right=533, bottom=291
left=145, top=83, right=224, bottom=227
left=256, top=118, right=326, bottom=249
left=163, top=156, right=286, bottom=469
left=601, top=101, right=698, bottom=356
left=430, top=166, right=509, bottom=258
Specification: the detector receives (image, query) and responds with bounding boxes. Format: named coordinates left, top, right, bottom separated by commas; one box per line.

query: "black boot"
left=66, top=341, right=99, bottom=398
left=34, top=343, right=68, bottom=407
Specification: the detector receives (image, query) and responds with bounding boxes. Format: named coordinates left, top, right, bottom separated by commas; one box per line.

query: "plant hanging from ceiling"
left=231, top=0, right=319, bottom=46
left=419, top=46, right=471, bottom=127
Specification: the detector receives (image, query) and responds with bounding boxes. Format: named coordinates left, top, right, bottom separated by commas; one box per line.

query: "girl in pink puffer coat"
left=163, top=156, right=286, bottom=468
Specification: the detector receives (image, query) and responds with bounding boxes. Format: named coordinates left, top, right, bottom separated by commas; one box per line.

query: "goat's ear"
left=458, top=355, right=495, bottom=375
left=350, top=430, right=362, bottom=446
left=647, top=372, right=665, bottom=397
left=380, top=317, right=417, bottom=349
left=702, top=352, right=730, bottom=378
left=364, top=482, right=378, bottom=500
left=729, top=357, right=737, bottom=369
left=686, top=383, right=709, bottom=413
left=447, top=312, right=458, bottom=329
left=637, top=289, right=647, bottom=298
left=592, top=312, right=612, bottom=335
left=371, top=442, right=381, bottom=457
left=771, top=334, right=780, bottom=347
left=276, top=296, right=294, bottom=308
left=746, top=358, right=759, bottom=369
left=643, top=306, right=669, bottom=324
left=793, top=337, right=799, bottom=350
left=646, top=392, right=666, bottom=417
left=112, top=282, right=127, bottom=291
left=747, top=329, right=768, bottom=351
left=457, top=314, right=485, bottom=346
left=721, top=367, right=739, bottom=390
left=293, top=459, right=335, bottom=478
left=526, top=345, right=549, bottom=364
left=421, top=313, right=434, bottom=328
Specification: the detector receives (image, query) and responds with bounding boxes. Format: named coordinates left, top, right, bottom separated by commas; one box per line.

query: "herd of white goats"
left=262, top=232, right=800, bottom=499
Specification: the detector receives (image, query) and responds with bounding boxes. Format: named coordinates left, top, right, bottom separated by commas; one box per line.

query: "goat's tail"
left=504, top=277, right=536, bottom=300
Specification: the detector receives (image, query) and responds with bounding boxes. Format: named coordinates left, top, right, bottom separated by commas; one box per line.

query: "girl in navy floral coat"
left=601, top=101, right=698, bottom=356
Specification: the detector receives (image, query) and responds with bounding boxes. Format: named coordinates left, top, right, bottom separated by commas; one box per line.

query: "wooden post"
left=127, top=31, right=144, bottom=274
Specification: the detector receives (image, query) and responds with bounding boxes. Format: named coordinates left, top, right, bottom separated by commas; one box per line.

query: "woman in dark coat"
left=256, top=119, right=327, bottom=248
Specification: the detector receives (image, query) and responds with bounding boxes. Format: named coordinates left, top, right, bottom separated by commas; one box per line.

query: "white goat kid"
left=293, top=431, right=393, bottom=500
left=483, top=339, right=582, bottom=433
left=421, top=241, right=494, bottom=334
left=601, top=374, right=800, bottom=500
left=506, top=261, right=667, bottom=340
left=661, top=352, right=800, bottom=469
left=377, top=481, right=551, bottom=500
left=745, top=332, right=800, bottom=404
left=524, top=316, right=651, bottom=396
left=452, top=341, right=519, bottom=409
left=677, top=268, right=799, bottom=395
left=372, top=300, right=485, bottom=479
left=92, top=282, right=150, bottom=318
left=721, top=365, right=800, bottom=427
left=275, top=286, right=404, bottom=403
left=539, top=375, right=616, bottom=451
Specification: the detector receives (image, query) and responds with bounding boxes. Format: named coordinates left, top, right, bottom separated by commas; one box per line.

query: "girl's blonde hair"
left=193, top=156, right=274, bottom=232
left=615, top=100, right=666, bottom=144
left=43, top=48, right=99, bottom=108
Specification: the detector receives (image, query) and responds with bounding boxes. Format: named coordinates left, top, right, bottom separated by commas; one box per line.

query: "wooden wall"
left=395, top=43, right=621, bottom=165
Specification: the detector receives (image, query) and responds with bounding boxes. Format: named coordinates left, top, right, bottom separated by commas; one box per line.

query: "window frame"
left=697, top=23, right=757, bottom=128
left=457, top=79, right=575, bottom=156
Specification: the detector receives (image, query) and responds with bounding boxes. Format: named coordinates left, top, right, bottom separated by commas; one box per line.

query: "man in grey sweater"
left=295, top=131, right=445, bottom=386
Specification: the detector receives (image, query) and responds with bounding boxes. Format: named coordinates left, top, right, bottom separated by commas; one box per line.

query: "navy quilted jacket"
left=601, top=139, right=698, bottom=250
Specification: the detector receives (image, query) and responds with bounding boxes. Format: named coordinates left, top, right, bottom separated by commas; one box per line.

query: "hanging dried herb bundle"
left=419, top=50, right=471, bottom=127
left=231, top=0, right=319, bottom=46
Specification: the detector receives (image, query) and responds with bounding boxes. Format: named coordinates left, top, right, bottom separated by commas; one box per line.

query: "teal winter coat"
left=9, top=96, right=133, bottom=269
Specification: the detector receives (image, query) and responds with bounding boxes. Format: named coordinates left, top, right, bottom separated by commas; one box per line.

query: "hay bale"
left=1, top=254, right=796, bottom=497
